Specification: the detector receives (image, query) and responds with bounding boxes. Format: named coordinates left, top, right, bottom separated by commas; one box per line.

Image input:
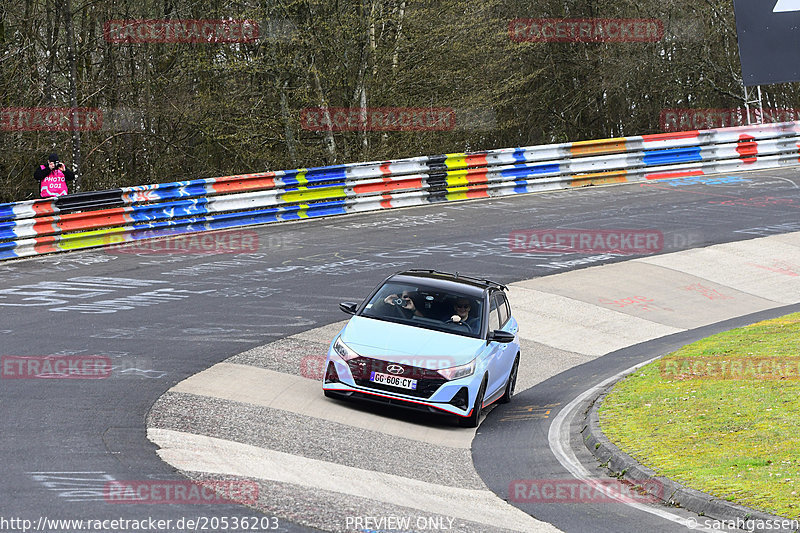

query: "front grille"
left=347, top=357, right=447, bottom=399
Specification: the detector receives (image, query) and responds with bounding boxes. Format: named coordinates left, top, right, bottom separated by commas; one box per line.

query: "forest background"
left=0, top=0, right=790, bottom=202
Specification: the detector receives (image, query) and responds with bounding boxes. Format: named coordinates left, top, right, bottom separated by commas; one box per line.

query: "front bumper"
left=323, top=355, right=475, bottom=417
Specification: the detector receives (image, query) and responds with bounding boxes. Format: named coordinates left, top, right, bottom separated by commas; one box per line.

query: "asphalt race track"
left=2, top=168, right=800, bottom=532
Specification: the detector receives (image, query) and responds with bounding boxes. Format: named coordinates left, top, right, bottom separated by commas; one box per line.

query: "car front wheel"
left=459, top=378, right=486, bottom=428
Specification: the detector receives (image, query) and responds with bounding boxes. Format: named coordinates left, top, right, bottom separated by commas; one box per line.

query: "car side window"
left=488, top=292, right=500, bottom=332
left=496, top=292, right=510, bottom=327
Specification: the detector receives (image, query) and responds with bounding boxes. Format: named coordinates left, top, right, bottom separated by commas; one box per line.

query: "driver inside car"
left=447, top=297, right=479, bottom=332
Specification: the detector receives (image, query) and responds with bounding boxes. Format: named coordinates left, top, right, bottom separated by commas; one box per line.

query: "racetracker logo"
left=1, top=355, right=112, bottom=379
left=103, top=19, right=259, bottom=43
left=509, top=18, right=664, bottom=43
left=0, top=108, right=102, bottom=131
left=509, top=479, right=663, bottom=504
left=300, top=107, right=456, bottom=131
left=509, top=229, right=663, bottom=255
left=660, top=357, right=800, bottom=380
left=104, top=480, right=258, bottom=504
left=660, top=108, right=800, bottom=132
left=104, top=230, right=260, bottom=255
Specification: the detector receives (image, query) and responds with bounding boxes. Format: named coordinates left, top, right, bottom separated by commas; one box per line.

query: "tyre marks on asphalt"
left=146, top=232, right=800, bottom=533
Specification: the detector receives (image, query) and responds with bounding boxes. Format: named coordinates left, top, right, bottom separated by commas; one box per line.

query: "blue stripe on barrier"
left=643, top=147, right=702, bottom=166
left=0, top=205, right=17, bottom=223
left=512, top=148, right=528, bottom=163
left=128, top=198, right=209, bottom=222
left=0, top=240, right=19, bottom=260
left=0, top=220, right=20, bottom=241
left=500, top=163, right=560, bottom=178
left=305, top=166, right=348, bottom=181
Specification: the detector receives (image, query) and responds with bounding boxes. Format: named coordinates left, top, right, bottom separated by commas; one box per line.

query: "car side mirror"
left=339, top=302, right=358, bottom=315
left=487, top=330, right=515, bottom=343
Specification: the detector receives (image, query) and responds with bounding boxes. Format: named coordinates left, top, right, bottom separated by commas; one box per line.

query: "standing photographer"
left=33, top=153, right=75, bottom=198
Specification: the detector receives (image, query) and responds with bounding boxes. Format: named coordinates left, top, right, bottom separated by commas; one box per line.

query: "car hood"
left=339, top=315, right=485, bottom=366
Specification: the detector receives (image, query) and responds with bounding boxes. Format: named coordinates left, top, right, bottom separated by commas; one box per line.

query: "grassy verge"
left=599, top=312, right=800, bottom=518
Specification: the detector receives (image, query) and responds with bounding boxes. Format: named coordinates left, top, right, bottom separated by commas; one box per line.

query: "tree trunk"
left=311, top=62, right=337, bottom=162
left=280, top=80, right=298, bottom=165
left=63, top=0, right=81, bottom=189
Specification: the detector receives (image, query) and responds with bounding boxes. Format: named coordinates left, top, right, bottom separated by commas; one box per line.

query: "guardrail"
left=2, top=121, right=800, bottom=260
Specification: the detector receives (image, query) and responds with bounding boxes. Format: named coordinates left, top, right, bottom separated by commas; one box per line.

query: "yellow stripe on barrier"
left=55, top=226, right=130, bottom=250
left=570, top=138, right=628, bottom=157
left=294, top=170, right=309, bottom=186
left=569, top=170, right=629, bottom=187
left=280, top=186, right=346, bottom=204
left=444, top=153, right=468, bottom=170
left=445, top=170, right=470, bottom=187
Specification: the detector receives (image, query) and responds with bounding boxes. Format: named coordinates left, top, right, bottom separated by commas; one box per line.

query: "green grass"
left=599, top=313, right=800, bottom=518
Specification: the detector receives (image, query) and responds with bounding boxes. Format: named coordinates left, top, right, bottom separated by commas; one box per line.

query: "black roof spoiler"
left=405, top=269, right=509, bottom=291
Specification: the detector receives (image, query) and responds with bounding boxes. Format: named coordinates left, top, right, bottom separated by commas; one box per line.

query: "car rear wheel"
left=499, top=354, right=520, bottom=404
left=459, top=378, right=486, bottom=428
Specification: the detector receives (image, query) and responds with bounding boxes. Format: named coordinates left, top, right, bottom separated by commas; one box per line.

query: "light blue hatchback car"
left=322, top=269, right=520, bottom=427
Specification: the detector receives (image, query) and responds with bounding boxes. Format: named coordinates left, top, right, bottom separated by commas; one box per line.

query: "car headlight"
left=438, top=359, right=475, bottom=381
left=333, top=337, right=360, bottom=361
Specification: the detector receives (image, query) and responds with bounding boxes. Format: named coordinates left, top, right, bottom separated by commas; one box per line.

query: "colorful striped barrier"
left=2, top=121, right=800, bottom=260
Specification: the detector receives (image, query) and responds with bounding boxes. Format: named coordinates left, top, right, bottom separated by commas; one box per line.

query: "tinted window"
left=360, top=281, right=484, bottom=338
left=488, top=292, right=500, bottom=332
left=496, top=292, right=510, bottom=327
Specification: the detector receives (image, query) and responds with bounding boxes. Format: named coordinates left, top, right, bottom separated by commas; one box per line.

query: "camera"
left=392, top=298, right=405, bottom=306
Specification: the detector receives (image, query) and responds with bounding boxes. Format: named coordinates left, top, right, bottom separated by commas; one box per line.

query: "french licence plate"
left=370, top=371, right=417, bottom=390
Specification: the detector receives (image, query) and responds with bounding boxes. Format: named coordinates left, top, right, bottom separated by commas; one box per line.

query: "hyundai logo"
left=386, top=364, right=404, bottom=375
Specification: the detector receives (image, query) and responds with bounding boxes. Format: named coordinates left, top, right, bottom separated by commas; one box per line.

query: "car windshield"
left=360, top=281, right=484, bottom=338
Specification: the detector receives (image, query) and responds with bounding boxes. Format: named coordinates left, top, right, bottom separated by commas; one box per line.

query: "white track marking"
left=547, top=357, right=734, bottom=532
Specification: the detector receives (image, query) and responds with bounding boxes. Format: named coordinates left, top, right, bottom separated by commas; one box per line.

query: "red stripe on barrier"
left=33, top=236, right=58, bottom=254
left=353, top=178, right=423, bottom=194
left=57, top=211, right=130, bottom=232
left=32, top=200, right=57, bottom=217
left=736, top=134, right=758, bottom=164
left=641, top=131, right=700, bottom=142
left=465, top=187, right=490, bottom=199
left=32, top=219, right=58, bottom=237
left=465, top=154, right=488, bottom=167
left=645, top=170, right=705, bottom=180
left=210, top=176, right=277, bottom=194
left=464, top=169, right=489, bottom=183
left=380, top=163, right=392, bottom=175
left=380, top=195, right=393, bottom=209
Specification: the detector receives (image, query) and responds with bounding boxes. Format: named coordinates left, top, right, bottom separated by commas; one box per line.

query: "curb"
left=581, top=380, right=799, bottom=533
